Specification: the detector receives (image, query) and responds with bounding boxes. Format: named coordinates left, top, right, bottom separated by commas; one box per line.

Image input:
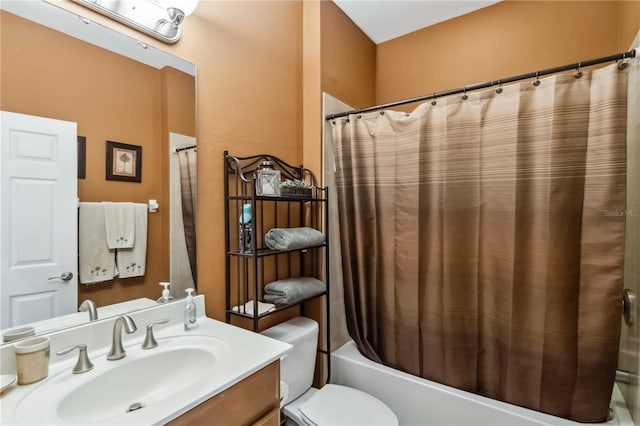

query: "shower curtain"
left=332, top=62, right=629, bottom=423
left=178, top=149, right=197, bottom=286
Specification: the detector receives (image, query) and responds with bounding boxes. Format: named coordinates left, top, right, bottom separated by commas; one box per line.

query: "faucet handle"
left=141, top=319, right=169, bottom=350
left=56, top=344, right=94, bottom=374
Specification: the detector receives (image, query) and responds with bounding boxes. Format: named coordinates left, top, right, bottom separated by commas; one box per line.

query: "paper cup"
left=14, top=336, right=50, bottom=385
left=2, top=326, right=36, bottom=343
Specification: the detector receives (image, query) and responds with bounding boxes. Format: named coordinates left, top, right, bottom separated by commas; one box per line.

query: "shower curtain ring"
left=532, top=71, right=541, bottom=87
left=574, top=62, right=583, bottom=79
left=431, top=93, right=437, bottom=106
left=618, top=59, right=629, bottom=70
left=462, top=87, right=468, bottom=101
left=495, top=79, right=503, bottom=94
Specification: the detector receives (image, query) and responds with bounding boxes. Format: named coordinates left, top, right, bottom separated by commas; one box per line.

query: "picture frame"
left=105, top=140, right=142, bottom=183
left=77, top=136, right=86, bottom=179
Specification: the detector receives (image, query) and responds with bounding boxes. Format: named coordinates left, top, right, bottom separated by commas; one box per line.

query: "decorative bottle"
left=239, top=203, right=252, bottom=253
left=184, top=288, right=197, bottom=330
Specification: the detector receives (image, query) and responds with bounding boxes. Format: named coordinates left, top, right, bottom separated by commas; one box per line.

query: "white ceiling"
left=333, top=0, right=500, bottom=44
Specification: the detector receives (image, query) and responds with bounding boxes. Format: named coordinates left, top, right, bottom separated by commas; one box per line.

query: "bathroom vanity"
left=0, top=296, right=290, bottom=425
left=169, top=360, right=279, bottom=425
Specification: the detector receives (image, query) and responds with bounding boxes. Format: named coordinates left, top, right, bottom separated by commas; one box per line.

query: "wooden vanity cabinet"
left=168, top=361, right=280, bottom=426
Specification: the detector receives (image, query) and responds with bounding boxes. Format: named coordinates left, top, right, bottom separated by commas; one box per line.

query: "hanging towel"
left=79, top=202, right=116, bottom=284
left=264, top=227, right=325, bottom=251
left=117, top=203, right=148, bottom=279
left=231, top=300, right=276, bottom=317
left=103, top=202, right=135, bottom=249
left=263, top=277, right=326, bottom=304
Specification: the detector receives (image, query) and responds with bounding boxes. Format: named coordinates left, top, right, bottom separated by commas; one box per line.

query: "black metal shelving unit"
left=223, top=151, right=331, bottom=381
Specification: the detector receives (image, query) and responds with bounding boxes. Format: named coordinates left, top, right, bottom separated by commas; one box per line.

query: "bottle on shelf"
left=239, top=203, right=252, bottom=253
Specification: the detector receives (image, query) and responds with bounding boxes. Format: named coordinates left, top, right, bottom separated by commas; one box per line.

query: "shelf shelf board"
left=227, top=195, right=327, bottom=202
left=227, top=291, right=327, bottom=319
left=228, top=243, right=327, bottom=258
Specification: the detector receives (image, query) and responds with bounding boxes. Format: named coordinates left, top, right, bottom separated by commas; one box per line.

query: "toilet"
left=262, top=317, right=398, bottom=426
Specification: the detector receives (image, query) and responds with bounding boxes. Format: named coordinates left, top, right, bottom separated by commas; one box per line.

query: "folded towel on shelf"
left=264, top=227, right=325, bottom=251
left=103, top=202, right=135, bottom=249
left=79, top=202, right=116, bottom=284
left=117, top=203, right=148, bottom=279
left=263, top=277, right=326, bottom=305
left=231, top=300, right=276, bottom=317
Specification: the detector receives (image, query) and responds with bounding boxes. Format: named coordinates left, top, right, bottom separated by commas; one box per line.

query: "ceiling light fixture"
left=72, top=0, right=199, bottom=44
left=156, top=0, right=198, bottom=40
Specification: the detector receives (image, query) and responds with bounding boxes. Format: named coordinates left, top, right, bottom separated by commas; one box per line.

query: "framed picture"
left=105, top=140, right=142, bottom=183
left=77, top=136, right=86, bottom=179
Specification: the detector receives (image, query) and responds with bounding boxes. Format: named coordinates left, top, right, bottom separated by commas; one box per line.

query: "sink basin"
left=14, top=335, right=230, bottom=425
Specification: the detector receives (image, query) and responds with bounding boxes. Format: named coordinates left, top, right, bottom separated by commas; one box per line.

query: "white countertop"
left=0, top=296, right=291, bottom=425
left=2, top=298, right=158, bottom=341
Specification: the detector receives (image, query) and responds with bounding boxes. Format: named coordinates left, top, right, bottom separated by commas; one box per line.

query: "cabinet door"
left=251, top=407, right=280, bottom=426
left=168, top=361, right=280, bottom=426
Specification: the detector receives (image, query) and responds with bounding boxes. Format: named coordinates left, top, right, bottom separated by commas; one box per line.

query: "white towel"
left=103, top=202, right=135, bottom=249
left=231, top=300, right=276, bottom=317
left=117, top=203, right=148, bottom=279
left=79, top=202, right=116, bottom=284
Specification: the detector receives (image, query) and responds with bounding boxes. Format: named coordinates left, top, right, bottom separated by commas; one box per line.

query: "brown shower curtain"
left=178, top=148, right=197, bottom=286
left=332, top=63, right=628, bottom=422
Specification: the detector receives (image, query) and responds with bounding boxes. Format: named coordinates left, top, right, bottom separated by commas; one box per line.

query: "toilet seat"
left=299, top=384, right=398, bottom=426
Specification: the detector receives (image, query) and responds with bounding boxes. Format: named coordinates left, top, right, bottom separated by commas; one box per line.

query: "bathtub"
left=331, top=341, right=633, bottom=426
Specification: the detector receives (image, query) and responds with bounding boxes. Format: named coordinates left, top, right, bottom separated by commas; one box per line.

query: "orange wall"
left=619, top=0, right=640, bottom=50
left=299, top=0, right=376, bottom=181
left=376, top=1, right=631, bottom=109
left=320, top=1, right=376, bottom=109
left=0, top=12, right=195, bottom=308
left=302, top=1, right=322, bottom=183
left=51, top=0, right=304, bottom=320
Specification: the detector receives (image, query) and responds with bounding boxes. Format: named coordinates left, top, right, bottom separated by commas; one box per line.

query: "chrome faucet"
left=107, top=315, right=137, bottom=361
left=79, top=299, right=98, bottom=321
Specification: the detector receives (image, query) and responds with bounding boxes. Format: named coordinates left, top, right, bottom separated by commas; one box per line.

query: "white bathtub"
left=331, top=341, right=633, bottom=426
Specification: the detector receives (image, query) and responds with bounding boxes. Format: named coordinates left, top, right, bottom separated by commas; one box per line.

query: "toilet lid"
left=300, top=384, right=398, bottom=426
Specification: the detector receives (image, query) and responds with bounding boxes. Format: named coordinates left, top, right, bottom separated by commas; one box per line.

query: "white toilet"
left=262, top=317, right=398, bottom=426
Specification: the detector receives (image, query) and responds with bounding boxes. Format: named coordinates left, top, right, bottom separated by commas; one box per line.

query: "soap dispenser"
left=157, top=282, right=175, bottom=304
left=184, top=288, right=197, bottom=330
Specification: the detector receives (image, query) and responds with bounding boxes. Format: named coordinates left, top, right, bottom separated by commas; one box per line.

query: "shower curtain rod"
left=325, top=49, right=637, bottom=120
left=174, top=145, right=197, bottom=153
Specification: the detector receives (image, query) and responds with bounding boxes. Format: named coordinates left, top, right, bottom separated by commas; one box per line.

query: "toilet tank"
left=261, top=316, right=318, bottom=405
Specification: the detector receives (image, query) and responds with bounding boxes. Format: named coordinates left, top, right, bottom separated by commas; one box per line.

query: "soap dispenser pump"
left=184, top=288, right=197, bottom=330
left=157, top=282, right=175, bottom=304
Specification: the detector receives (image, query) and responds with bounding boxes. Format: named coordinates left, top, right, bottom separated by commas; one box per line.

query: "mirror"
left=0, top=0, right=197, bottom=342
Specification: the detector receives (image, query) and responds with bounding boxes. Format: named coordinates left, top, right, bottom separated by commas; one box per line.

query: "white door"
left=1, top=111, right=78, bottom=329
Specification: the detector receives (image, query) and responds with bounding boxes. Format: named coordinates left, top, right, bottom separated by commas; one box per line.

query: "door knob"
left=48, top=272, right=73, bottom=281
